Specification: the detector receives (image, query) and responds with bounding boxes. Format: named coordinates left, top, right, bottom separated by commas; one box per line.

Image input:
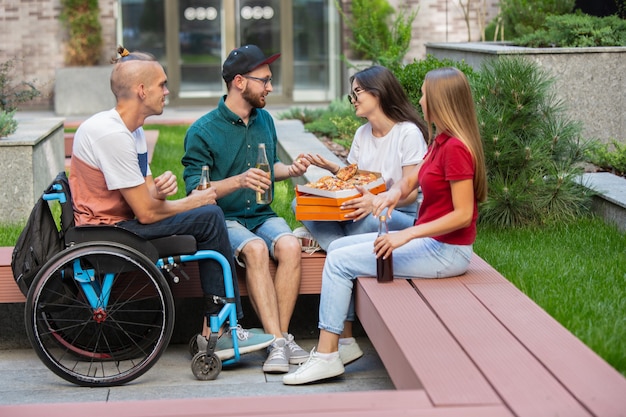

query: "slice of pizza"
left=336, top=163, right=358, bottom=181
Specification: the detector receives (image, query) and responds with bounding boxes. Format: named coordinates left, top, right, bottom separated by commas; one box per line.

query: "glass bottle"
left=196, top=165, right=211, bottom=190
left=376, top=215, right=394, bottom=283
left=256, top=143, right=272, bottom=204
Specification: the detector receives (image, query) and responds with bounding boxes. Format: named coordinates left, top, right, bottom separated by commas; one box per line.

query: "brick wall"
left=0, top=0, right=116, bottom=110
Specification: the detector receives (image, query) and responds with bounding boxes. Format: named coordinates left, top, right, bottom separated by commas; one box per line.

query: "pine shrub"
left=473, top=57, right=592, bottom=227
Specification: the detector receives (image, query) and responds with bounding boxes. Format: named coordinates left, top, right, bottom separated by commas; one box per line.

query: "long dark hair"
left=350, top=65, right=428, bottom=140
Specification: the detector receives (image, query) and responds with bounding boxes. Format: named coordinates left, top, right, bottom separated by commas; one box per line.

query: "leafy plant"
left=0, top=58, right=42, bottom=137
left=515, top=13, right=626, bottom=47
left=300, top=98, right=364, bottom=148
left=60, top=0, right=103, bottom=66
left=335, top=0, right=417, bottom=69
left=585, top=139, right=626, bottom=176
left=498, top=0, right=575, bottom=40
left=393, top=55, right=477, bottom=113
left=277, top=107, right=326, bottom=124
left=473, top=57, right=592, bottom=227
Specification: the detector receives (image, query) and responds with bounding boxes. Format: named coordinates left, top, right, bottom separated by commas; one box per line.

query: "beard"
left=242, top=87, right=266, bottom=109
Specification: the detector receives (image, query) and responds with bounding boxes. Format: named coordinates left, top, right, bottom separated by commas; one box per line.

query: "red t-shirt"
left=415, top=133, right=478, bottom=245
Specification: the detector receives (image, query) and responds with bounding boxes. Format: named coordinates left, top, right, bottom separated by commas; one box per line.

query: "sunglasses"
left=347, top=88, right=366, bottom=103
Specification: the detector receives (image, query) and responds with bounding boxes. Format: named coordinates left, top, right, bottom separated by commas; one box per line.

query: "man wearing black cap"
left=182, top=45, right=311, bottom=373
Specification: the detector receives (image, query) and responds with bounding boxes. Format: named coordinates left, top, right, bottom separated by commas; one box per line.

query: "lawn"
left=2, top=124, right=624, bottom=376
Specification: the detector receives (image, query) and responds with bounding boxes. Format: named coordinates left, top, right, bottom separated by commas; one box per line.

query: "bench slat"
left=355, top=277, right=500, bottom=405
left=466, top=282, right=626, bottom=417
left=0, top=391, right=515, bottom=417
left=414, top=278, right=592, bottom=417
left=0, top=247, right=24, bottom=303
left=169, top=252, right=326, bottom=298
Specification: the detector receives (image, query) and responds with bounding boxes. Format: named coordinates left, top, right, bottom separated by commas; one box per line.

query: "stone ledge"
left=579, top=172, right=626, bottom=232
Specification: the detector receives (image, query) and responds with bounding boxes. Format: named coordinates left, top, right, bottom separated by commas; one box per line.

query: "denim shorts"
left=226, top=217, right=294, bottom=266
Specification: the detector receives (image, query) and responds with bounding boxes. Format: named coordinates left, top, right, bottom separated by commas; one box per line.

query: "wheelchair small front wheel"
left=191, top=351, right=222, bottom=380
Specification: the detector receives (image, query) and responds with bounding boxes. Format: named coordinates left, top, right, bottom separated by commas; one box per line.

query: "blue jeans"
left=291, top=198, right=417, bottom=251
left=318, top=232, right=473, bottom=334
left=226, top=216, right=294, bottom=266
left=117, top=205, right=242, bottom=318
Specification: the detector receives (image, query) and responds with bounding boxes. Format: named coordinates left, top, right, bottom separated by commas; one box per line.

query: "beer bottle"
left=256, top=143, right=272, bottom=204
left=196, top=165, right=210, bottom=190
left=376, top=215, right=394, bottom=283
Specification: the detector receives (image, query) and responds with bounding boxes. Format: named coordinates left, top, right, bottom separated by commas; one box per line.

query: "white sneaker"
left=338, top=338, right=364, bottom=365
left=283, top=348, right=344, bottom=385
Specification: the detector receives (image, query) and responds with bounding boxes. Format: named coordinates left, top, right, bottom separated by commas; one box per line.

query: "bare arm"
left=374, top=179, right=475, bottom=259
left=119, top=182, right=216, bottom=224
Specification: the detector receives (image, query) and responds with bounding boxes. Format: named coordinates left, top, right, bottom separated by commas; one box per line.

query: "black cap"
left=222, top=45, right=281, bottom=82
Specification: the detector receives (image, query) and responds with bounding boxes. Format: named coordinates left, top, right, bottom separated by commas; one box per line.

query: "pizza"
left=336, top=163, right=358, bottom=181
left=305, top=171, right=379, bottom=191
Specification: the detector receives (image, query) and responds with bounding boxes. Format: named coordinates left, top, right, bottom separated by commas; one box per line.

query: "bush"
left=499, top=0, right=575, bottom=40
left=393, top=55, right=477, bottom=113
left=277, top=107, right=326, bottom=124
left=336, top=0, right=417, bottom=68
left=0, top=58, right=41, bottom=137
left=300, top=98, right=364, bottom=148
left=585, top=140, right=626, bottom=176
left=473, top=57, right=592, bottom=227
left=515, top=13, right=626, bottom=47
left=60, top=0, right=103, bottom=66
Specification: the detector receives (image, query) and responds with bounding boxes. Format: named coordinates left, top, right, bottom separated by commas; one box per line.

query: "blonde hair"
left=422, top=67, right=487, bottom=202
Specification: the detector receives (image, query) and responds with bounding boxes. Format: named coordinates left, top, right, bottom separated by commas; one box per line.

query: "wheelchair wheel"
left=25, top=242, right=175, bottom=387
left=191, top=351, right=222, bottom=380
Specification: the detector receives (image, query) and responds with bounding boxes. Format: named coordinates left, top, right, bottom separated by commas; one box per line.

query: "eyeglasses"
left=347, top=88, right=365, bottom=103
left=242, top=75, right=273, bottom=88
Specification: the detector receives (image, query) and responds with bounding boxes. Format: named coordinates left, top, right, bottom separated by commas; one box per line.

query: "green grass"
left=2, top=124, right=624, bottom=376
left=475, top=219, right=626, bottom=375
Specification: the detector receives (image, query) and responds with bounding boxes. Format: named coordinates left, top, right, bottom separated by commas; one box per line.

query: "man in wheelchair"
left=68, top=48, right=274, bottom=362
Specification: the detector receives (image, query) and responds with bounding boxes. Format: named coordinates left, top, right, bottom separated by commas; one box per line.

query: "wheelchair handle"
left=43, top=184, right=67, bottom=203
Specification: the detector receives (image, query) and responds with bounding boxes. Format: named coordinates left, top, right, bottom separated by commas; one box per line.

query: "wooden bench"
left=0, top=247, right=326, bottom=303
left=355, top=253, right=626, bottom=417
left=2, top=249, right=625, bottom=416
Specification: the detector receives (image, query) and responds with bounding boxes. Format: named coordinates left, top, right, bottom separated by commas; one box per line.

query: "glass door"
left=237, top=0, right=283, bottom=95
left=178, top=0, right=223, bottom=97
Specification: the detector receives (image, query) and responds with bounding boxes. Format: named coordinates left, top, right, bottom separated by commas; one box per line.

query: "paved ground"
left=0, top=337, right=393, bottom=407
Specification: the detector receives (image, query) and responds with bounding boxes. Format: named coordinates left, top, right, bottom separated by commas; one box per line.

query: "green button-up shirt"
left=182, top=96, right=280, bottom=230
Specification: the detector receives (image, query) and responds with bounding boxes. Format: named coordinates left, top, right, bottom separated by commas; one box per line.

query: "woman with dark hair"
left=284, top=67, right=487, bottom=385
left=299, top=65, right=428, bottom=251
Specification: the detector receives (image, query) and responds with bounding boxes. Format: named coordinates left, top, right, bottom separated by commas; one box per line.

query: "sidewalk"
left=0, top=338, right=392, bottom=408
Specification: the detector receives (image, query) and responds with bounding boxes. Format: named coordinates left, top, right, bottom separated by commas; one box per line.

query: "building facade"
left=0, top=0, right=499, bottom=110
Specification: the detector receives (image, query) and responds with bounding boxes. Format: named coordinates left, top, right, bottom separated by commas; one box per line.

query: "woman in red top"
left=283, top=67, right=487, bottom=385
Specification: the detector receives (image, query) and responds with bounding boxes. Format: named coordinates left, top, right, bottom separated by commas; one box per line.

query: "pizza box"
left=294, top=176, right=387, bottom=221
left=295, top=204, right=356, bottom=221
left=296, top=170, right=385, bottom=199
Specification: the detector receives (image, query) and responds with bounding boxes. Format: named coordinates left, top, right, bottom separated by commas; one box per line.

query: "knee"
left=241, top=239, right=269, bottom=264
left=275, top=235, right=301, bottom=259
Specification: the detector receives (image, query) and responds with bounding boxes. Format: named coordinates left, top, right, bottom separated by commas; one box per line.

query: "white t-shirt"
left=70, top=108, right=152, bottom=225
left=347, top=121, right=427, bottom=189
left=72, top=108, right=151, bottom=191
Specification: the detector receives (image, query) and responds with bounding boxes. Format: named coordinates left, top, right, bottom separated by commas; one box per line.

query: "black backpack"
left=11, top=171, right=74, bottom=296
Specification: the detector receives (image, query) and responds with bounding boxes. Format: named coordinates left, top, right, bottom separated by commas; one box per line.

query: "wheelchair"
left=23, top=173, right=244, bottom=387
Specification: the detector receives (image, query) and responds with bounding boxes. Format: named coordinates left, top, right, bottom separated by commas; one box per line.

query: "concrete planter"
left=54, top=66, right=115, bottom=117
left=425, top=42, right=626, bottom=145
left=0, top=115, right=64, bottom=222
